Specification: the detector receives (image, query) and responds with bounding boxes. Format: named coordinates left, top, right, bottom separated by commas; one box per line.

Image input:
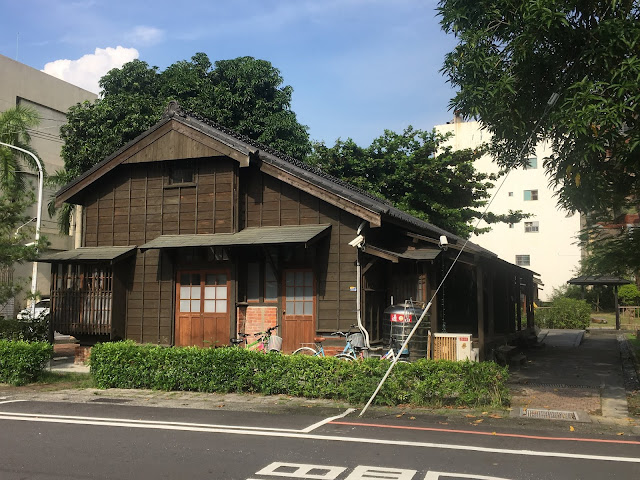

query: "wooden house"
left=41, top=102, right=536, bottom=360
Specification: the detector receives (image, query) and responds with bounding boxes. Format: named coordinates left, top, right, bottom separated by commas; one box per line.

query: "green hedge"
left=536, top=297, right=591, bottom=329
left=90, top=341, right=509, bottom=407
left=0, top=340, right=53, bottom=385
left=0, top=316, right=50, bottom=342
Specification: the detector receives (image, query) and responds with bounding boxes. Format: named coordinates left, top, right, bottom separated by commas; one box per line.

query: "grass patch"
left=626, top=334, right=640, bottom=418
left=36, top=371, right=94, bottom=388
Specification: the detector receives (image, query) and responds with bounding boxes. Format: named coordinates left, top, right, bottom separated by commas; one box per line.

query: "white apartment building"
left=0, top=54, right=97, bottom=316
left=435, top=119, right=581, bottom=301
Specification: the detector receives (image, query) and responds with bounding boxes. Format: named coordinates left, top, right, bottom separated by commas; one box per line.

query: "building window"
left=167, top=160, right=195, bottom=185
left=247, top=263, right=260, bottom=302
left=247, top=262, right=278, bottom=303
left=264, top=263, right=277, bottom=302
left=515, top=255, right=530, bottom=266
left=524, top=189, right=538, bottom=201
left=524, top=221, right=539, bottom=233
left=508, top=192, right=513, bottom=197
left=525, top=157, right=538, bottom=169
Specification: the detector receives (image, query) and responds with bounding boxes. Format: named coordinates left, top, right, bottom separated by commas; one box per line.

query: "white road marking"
left=0, top=411, right=638, bottom=464
left=301, top=408, right=355, bottom=432
left=0, top=400, right=25, bottom=405
left=0, top=407, right=354, bottom=434
left=425, top=472, right=512, bottom=480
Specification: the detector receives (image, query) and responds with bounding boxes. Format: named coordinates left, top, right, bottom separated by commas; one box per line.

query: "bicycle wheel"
left=335, top=353, right=356, bottom=361
left=292, top=347, right=318, bottom=356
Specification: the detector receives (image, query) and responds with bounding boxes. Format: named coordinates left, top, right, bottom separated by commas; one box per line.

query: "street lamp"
left=0, top=141, right=43, bottom=317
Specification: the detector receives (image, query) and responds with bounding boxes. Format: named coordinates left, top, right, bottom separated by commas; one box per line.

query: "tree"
left=58, top=54, right=310, bottom=185
left=438, top=0, right=640, bottom=269
left=0, top=106, right=48, bottom=307
left=0, top=105, right=42, bottom=192
left=308, top=127, right=527, bottom=237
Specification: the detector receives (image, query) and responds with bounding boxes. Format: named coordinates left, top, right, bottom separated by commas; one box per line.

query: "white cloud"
left=42, top=46, right=139, bottom=94
left=126, top=26, right=165, bottom=47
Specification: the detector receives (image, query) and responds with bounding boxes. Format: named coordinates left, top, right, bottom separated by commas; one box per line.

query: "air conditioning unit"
left=432, top=333, right=474, bottom=361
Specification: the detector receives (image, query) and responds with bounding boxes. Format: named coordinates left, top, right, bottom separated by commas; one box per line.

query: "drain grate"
left=511, top=381, right=600, bottom=389
left=521, top=408, right=577, bottom=420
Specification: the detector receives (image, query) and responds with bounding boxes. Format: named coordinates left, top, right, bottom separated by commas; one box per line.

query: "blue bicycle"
left=292, top=324, right=367, bottom=361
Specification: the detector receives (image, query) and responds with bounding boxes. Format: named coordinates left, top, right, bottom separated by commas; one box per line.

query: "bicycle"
left=292, top=324, right=367, bottom=361
left=230, top=325, right=282, bottom=352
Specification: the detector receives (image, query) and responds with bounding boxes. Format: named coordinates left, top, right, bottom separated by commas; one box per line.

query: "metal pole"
left=0, top=141, right=43, bottom=316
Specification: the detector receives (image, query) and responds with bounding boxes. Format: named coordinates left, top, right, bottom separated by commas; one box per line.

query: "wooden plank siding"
left=82, top=157, right=237, bottom=344
left=240, top=169, right=358, bottom=334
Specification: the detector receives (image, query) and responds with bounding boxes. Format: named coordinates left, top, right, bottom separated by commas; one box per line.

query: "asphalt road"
left=1, top=400, right=639, bottom=480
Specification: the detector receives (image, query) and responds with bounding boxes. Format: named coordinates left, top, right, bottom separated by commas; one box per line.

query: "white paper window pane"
left=191, top=300, right=200, bottom=312
left=295, top=286, right=304, bottom=298
left=286, top=301, right=295, bottom=312
left=216, top=300, right=227, bottom=313
left=304, top=286, right=313, bottom=300
left=303, top=302, right=313, bottom=315
left=191, top=287, right=201, bottom=300
left=180, top=286, right=191, bottom=299
left=204, top=286, right=216, bottom=300
left=295, top=271, right=304, bottom=285
left=286, top=286, right=295, bottom=298
left=285, top=273, right=294, bottom=286
left=180, top=300, right=190, bottom=312
left=204, top=300, right=215, bottom=312
left=216, top=286, right=227, bottom=300
left=294, top=302, right=303, bottom=315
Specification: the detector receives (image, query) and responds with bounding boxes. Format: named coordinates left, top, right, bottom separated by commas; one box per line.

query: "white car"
left=16, top=299, right=50, bottom=320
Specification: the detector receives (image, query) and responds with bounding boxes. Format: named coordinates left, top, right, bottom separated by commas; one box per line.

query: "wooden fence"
left=50, top=265, right=113, bottom=335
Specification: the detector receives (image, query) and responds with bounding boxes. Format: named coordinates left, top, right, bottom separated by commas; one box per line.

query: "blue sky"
left=0, top=0, right=458, bottom=146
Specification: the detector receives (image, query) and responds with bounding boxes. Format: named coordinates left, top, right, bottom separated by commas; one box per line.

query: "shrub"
left=535, top=297, right=591, bottom=329
left=0, top=315, right=50, bottom=342
left=618, top=284, right=640, bottom=306
left=90, top=341, right=510, bottom=407
left=0, top=340, right=53, bottom=385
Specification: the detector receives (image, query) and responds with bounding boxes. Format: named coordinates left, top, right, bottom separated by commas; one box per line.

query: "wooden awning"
left=38, top=246, right=137, bottom=264
left=567, top=275, right=632, bottom=286
left=139, top=224, right=331, bottom=251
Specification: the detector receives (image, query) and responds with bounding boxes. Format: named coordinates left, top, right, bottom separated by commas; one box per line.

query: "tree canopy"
left=58, top=54, right=311, bottom=185
left=438, top=0, right=640, bottom=271
left=0, top=106, right=48, bottom=306
left=0, top=105, right=42, bottom=192
left=308, top=128, right=527, bottom=237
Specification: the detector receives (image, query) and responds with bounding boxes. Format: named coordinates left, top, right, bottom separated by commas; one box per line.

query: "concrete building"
left=435, top=118, right=581, bottom=301
left=0, top=54, right=97, bottom=316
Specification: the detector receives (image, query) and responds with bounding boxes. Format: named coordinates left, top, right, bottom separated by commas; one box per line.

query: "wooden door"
left=175, top=271, right=229, bottom=347
left=282, top=269, right=315, bottom=352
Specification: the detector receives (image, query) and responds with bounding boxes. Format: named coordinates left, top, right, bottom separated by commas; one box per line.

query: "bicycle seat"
left=314, top=336, right=326, bottom=343
left=230, top=338, right=245, bottom=345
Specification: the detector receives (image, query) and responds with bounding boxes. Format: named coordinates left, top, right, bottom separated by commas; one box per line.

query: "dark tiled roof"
left=57, top=101, right=492, bottom=257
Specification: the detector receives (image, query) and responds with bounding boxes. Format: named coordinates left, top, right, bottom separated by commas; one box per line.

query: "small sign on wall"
left=349, top=286, right=357, bottom=292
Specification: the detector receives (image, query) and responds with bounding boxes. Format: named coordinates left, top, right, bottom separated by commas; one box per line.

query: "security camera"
left=438, top=235, right=448, bottom=250
left=348, top=235, right=365, bottom=248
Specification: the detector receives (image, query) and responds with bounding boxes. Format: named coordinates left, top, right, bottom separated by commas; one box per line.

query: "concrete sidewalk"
left=509, top=328, right=638, bottom=431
